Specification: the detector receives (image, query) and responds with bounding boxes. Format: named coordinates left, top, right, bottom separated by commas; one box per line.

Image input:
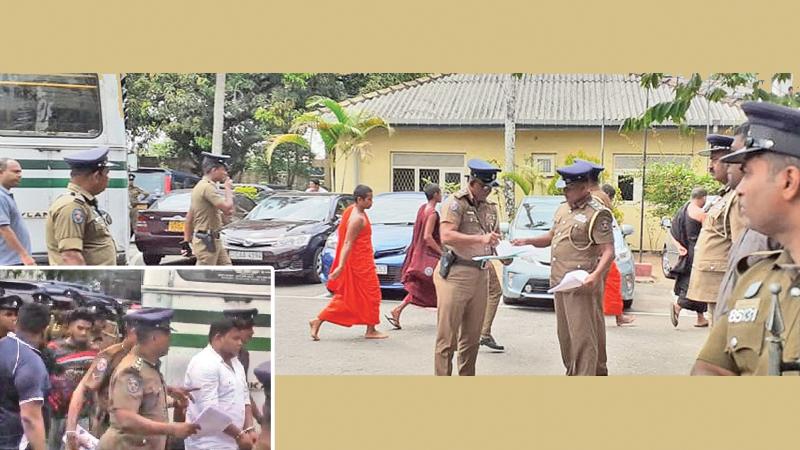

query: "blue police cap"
left=467, top=159, right=501, bottom=187
left=697, top=134, right=734, bottom=157
left=722, top=102, right=800, bottom=164
left=575, top=159, right=604, bottom=180
left=0, top=294, right=22, bottom=311
left=122, top=307, right=167, bottom=325
left=201, top=152, right=231, bottom=168
left=254, top=360, right=271, bottom=387
left=223, top=308, right=258, bottom=324
left=555, top=160, right=594, bottom=185
left=64, top=147, right=116, bottom=169
left=134, top=308, right=176, bottom=331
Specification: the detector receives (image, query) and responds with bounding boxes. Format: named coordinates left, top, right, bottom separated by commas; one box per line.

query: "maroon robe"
left=400, top=203, right=440, bottom=307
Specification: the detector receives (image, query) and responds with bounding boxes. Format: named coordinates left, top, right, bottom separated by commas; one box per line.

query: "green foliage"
left=621, top=73, right=800, bottom=132
left=233, top=185, right=259, bottom=200
left=125, top=73, right=429, bottom=185
left=421, top=177, right=460, bottom=194
left=643, top=162, right=721, bottom=218
left=545, top=150, right=600, bottom=195
left=500, top=164, right=547, bottom=196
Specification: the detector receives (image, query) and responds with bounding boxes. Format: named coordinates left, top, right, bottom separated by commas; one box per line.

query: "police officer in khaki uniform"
left=66, top=311, right=141, bottom=450
left=98, top=309, right=199, bottom=450
left=128, top=173, right=147, bottom=236
left=182, top=152, right=235, bottom=265
left=46, top=147, right=118, bottom=265
left=685, top=134, right=748, bottom=321
left=514, top=161, right=615, bottom=376
left=434, top=159, right=506, bottom=376
left=692, top=102, right=800, bottom=375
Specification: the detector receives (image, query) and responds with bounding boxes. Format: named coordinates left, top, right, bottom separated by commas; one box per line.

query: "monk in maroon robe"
left=386, top=183, right=443, bottom=329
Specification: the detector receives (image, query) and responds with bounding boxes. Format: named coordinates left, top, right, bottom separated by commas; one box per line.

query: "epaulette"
left=587, top=197, right=609, bottom=213
left=735, top=250, right=783, bottom=276
left=453, top=189, right=468, bottom=199
left=133, top=357, right=144, bottom=372
left=65, top=191, right=87, bottom=206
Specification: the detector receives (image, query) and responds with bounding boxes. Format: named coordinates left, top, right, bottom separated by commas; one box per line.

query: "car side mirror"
left=621, top=224, right=635, bottom=236
left=660, top=217, right=671, bottom=229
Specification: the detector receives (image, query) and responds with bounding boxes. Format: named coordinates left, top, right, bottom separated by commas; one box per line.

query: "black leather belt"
left=195, top=230, right=221, bottom=239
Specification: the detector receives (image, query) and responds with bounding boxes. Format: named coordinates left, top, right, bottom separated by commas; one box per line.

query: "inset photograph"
left=0, top=267, right=271, bottom=450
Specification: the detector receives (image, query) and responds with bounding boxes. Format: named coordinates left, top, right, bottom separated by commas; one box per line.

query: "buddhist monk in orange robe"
left=309, top=185, right=388, bottom=340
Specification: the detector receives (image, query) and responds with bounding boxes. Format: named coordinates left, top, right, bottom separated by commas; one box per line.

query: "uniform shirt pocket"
left=569, top=222, right=590, bottom=248
left=725, top=322, right=765, bottom=375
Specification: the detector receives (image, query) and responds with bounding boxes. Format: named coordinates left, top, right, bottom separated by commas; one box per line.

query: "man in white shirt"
left=184, top=319, right=257, bottom=450
left=305, top=180, right=328, bottom=193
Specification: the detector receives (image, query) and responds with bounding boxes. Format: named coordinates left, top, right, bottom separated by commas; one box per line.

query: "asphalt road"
left=275, top=261, right=712, bottom=375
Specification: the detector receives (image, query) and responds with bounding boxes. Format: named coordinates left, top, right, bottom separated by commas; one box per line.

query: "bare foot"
left=616, top=314, right=636, bottom=326
left=694, top=318, right=709, bottom=328
left=309, top=319, right=322, bottom=341
left=365, top=329, right=389, bottom=339
left=386, top=309, right=402, bottom=330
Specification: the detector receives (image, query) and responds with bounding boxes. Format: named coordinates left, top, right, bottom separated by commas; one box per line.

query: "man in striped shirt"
left=46, top=308, right=98, bottom=450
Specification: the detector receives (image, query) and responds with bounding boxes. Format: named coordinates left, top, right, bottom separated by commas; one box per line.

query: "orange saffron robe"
left=320, top=205, right=382, bottom=326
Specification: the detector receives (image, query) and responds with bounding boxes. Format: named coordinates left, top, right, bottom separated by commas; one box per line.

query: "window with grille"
left=528, top=154, right=556, bottom=176
left=393, top=168, right=415, bottom=191
left=391, top=152, right=465, bottom=192
left=613, top=154, right=691, bottom=202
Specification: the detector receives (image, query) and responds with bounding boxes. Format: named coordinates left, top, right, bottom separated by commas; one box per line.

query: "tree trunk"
left=503, top=74, right=517, bottom=221
left=212, top=73, right=226, bottom=155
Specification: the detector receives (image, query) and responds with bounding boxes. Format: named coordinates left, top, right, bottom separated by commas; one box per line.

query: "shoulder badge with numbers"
left=126, top=375, right=141, bottom=395
left=71, top=208, right=86, bottom=224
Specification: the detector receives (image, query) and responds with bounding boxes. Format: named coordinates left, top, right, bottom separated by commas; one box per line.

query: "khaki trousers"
left=554, top=281, right=608, bottom=376
left=480, top=264, right=502, bottom=338
left=434, top=263, right=488, bottom=376
left=193, top=237, right=233, bottom=266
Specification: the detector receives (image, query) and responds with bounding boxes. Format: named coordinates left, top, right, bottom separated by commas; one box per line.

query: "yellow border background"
left=5, top=0, right=800, bottom=448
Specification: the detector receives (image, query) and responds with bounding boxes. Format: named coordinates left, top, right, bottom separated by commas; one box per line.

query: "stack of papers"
left=472, top=240, right=537, bottom=262
left=547, top=270, right=589, bottom=293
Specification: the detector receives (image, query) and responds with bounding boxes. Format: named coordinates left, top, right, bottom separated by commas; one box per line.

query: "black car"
left=221, top=192, right=354, bottom=281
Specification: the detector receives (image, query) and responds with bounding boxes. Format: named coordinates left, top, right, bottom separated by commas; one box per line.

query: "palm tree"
left=265, top=96, right=391, bottom=191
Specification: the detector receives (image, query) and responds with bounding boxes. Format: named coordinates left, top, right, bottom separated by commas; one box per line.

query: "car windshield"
left=134, top=172, right=165, bottom=194
left=368, top=195, right=427, bottom=225
left=248, top=196, right=331, bottom=222
left=514, top=199, right=560, bottom=230
left=152, top=192, right=191, bottom=211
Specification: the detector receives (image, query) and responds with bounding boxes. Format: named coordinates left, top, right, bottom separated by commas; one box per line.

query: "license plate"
left=375, top=264, right=388, bottom=275
left=230, top=250, right=263, bottom=261
left=167, top=221, right=185, bottom=232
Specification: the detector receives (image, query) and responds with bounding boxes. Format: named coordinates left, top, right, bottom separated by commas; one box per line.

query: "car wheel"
left=143, top=253, right=163, bottom=265
left=623, top=299, right=633, bottom=310
left=305, top=247, right=324, bottom=284
left=661, top=244, right=671, bottom=278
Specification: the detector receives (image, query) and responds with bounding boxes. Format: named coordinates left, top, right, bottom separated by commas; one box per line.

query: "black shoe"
left=480, top=335, right=505, bottom=351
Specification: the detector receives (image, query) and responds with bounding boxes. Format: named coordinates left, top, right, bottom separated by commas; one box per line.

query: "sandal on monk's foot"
left=384, top=314, right=401, bottom=330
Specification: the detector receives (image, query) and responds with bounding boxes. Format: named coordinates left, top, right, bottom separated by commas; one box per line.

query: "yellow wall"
left=333, top=126, right=717, bottom=252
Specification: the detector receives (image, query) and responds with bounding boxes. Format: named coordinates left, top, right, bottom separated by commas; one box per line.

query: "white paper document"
left=547, top=270, right=589, bottom=293
left=60, top=425, right=99, bottom=450
left=193, top=405, right=235, bottom=437
left=472, top=240, right=537, bottom=261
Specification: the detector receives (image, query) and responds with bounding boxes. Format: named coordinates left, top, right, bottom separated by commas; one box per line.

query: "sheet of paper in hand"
left=194, top=405, right=235, bottom=437
left=473, top=240, right=538, bottom=261
left=61, top=425, right=99, bottom=450
left=547, top=270, right=589, bottom=293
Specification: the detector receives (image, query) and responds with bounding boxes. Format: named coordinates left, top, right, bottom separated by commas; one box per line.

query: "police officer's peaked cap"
left=555, top=160, right=594, bottom=186
left=200, top=152, right=231, bottom=168
left=84, top=298, right=117, bottom=318
left=122, top=307, right=167, bottom=325
left=697, top=134, right=735, bottom=157
left=0, top=293, right=22, bottom=311
left=467, top=159, right=501, bottom=187
left=223, top=308, right=259, bottom=325
left=64, top=147, right=117, bottom=169
left=135, top=308, right=176, bottom=331
left=575, top=159, right=604, bottom=179
left=254, top=360, right=271, bottom=387
left=722, top=102, right=800, bottom=164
